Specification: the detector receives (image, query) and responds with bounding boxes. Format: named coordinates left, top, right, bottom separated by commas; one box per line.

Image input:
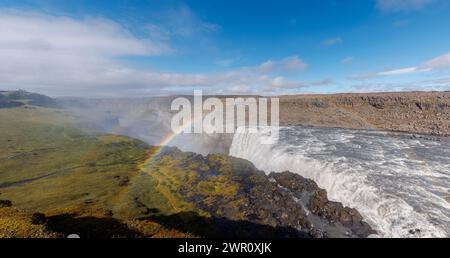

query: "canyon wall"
left=280, top=92, right=450, bottom=136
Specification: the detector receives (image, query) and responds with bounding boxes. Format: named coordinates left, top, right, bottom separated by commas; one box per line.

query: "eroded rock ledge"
left=122, top=148, right=376, bottom=238
left=280, top=92, right=450, bottom=136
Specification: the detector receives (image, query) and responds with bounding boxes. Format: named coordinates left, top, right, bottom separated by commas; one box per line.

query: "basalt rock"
left=270, top=172, right=376, bottom=237
left=308, top=189, right=376, bottom=236
left=154, top=150, right=376, bottom=238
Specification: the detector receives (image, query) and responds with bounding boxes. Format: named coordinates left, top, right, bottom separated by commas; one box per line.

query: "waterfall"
left=229, top=126, right=450, bottom=237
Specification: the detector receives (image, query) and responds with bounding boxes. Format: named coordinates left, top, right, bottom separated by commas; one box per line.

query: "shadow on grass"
left=45, top=214, right=141, bottom=238
left=144, top=211, right=308, bottom=238
left=45, top=212, right=307, bottom=238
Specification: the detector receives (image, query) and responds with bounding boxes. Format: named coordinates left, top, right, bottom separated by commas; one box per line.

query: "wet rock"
left=409, top=229, right=421, bottom=235
left=309, top=228, right=326, bottom=238
left=308, top=189, right=376, bottom=236
left=269, top=172, right=376, bottom=237
left=149, top=149, right=376, bottom=238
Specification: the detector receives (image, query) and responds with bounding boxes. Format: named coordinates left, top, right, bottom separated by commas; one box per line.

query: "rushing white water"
left=229, top=126, right=450, bottom=237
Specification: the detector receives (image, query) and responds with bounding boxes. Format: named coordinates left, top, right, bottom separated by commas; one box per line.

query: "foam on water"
left=229, top=126, right=450, bottom=237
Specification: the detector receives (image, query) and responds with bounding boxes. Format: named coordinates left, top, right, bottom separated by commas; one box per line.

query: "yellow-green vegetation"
left=0, top=106, right=245, bottom=238
left=127, top=219, right=194, bottom=238
left=0, top=104, right=252, bottom=238
left=0, top=91, right=377, bottom=238
left=0, top=108, right=148, bottom=213
left=115, top=151, right=247, bottom=221
left=0, top=207, right=60, bottom=238
left=0, top=106, right=201, bottom=238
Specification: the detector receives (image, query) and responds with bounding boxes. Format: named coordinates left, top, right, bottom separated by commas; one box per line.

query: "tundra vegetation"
left=0, top=91, right=374, bottom=238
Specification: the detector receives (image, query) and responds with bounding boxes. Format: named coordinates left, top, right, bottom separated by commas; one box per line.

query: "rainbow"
left=104, top=107, right=196, bottom=171
left=137, top=116, right=196, bottom=171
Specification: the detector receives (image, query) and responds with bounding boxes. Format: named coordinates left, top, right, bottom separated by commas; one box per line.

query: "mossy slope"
left=0, top=102, right=374, bottom=238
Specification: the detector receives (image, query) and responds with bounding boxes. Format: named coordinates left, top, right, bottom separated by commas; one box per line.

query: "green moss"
left=0, top=208, right=60, bottom=238
left=0, top=108, right=148, bottom=213
left=0, top=106, right=252, bottom=237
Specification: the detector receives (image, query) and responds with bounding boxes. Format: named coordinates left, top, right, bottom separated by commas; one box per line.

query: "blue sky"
left=0, top=0, right=449, bottom=96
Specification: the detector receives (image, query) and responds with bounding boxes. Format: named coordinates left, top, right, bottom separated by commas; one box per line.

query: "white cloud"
left=281, top=56, right=309, bottom=71
left=0, top=10, right=318, bottom=97
left=341, top=56, right=354, bottom=64
left=215, top=58, right=234, bottom=67
left=379, top=67, right=432, bottom=75
left=258, top=56, right=308, bottom=74
left=311, top=79, right=334, bottom=86
left=0, top=11, right=169, bottom=57
left=392, top=20, right=410, bottom=28
left=423, top=52, right=450, bottom=69
left=350, top=52, right=450, bottom=80
left=270, top=76, right=303, bottom=89
left=422, top=77, right=450, bottom=85
left=322, top=37, right=343, bottom=47
left=268, top=76, right=332, bottom=90
left=0, top=10, right=177, bottom=95
left=146, top=24, right=172, bottom=41
left=0, top=9, right=330, bottom=97
left=351, top=67, right=431, bottom=79
left=376, top=0, right=436, bottom=12
left=258, top=60, right=276, bottom=74
left=351, top=80, right=450, bottom=92
left=227, top=85, right=254, bottom=94
left=147, top=5, right=220, bottom=39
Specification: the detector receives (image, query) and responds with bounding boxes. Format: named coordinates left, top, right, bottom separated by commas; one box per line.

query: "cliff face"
left=55, top=91, right=450, bottom=157
left=23, top=90, right=447, bottom=138
left=280, top=92, right=450, bottom=136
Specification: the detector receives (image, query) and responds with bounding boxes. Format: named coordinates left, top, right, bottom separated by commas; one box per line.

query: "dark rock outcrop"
left=270, top=172, right=376, bottom=237
left=150, top=149, right=376, bottom=238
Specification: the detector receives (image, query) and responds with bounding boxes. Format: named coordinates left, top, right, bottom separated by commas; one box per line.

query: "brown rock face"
left=279, top=92, right=450, bottom=136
